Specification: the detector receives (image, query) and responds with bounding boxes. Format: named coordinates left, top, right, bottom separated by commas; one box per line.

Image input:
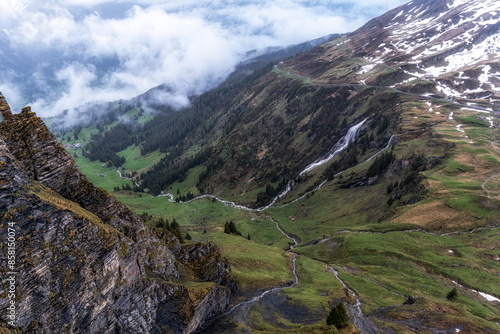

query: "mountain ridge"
left=285, top=0, right=500, bottom=100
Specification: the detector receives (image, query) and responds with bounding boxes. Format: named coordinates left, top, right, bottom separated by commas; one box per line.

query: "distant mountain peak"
left=285, top=0, right=500, bottom=100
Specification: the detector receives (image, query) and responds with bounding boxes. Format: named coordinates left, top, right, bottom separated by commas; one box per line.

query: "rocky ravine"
left=0, top=93, right=237, bottom=333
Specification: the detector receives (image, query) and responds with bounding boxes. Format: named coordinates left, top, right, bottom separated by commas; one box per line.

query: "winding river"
left=163, top=119, right=378, bottom=329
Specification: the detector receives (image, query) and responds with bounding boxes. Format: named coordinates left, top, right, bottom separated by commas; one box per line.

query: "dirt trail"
left=482, top=172, right=500, bottom=196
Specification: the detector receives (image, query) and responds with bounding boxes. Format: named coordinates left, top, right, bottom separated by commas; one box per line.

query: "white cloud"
left=0, top=83, right=24, bottom=113
left=1, top=0, right=408, bottom=117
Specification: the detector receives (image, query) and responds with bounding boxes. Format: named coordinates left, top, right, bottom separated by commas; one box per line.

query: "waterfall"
left=161, top=118, right=368, bottom=212
left=258, top=118, right=367, bottom=210
left=299, top=118, right=367, bottom=176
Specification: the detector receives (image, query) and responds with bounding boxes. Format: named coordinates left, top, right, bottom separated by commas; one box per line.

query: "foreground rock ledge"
left=0, top=93, right=237, bottom=333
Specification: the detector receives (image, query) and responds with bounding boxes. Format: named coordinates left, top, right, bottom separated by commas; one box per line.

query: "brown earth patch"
left=256, top=144, right=269, bottom=160
left=392, top=200, right=463, bottom=228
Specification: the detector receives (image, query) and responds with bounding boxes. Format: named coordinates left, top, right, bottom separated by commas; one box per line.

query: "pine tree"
left=156, top=218, right=165, bottom=229
left=185, top=232, right=192, bottom=241
left=447, top=287, right=458, bottom=301
left=326, top=302, right=350, bottom=329
left=228, top=221, right=237, bottom=234
left=176, top=230, right=184, bottom=243
left=171, top=218, right=179, bottom=231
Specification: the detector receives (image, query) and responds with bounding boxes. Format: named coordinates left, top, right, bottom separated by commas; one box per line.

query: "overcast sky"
left=0, top=0, right=408, bottom=116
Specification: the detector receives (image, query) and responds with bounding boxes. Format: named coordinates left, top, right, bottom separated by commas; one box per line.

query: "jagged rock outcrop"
left=178, top=243, right=238, bottom=292
left=0, top=93, right=237, bottom=333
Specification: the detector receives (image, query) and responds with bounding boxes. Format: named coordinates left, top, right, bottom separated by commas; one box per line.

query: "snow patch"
left=393, top=10, right=404, bottom=20
left=479, top=292, right=500, bottom=303
left=335, top=39, right=351, bottom=47
left=487, top=116, right=494, bottom=127
left=437, top=82, right=461, bottom=98
left=358, top=64, right=376, bottom=75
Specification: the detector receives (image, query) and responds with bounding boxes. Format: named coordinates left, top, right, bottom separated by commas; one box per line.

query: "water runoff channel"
left=158, top=118, right=390, bottom=332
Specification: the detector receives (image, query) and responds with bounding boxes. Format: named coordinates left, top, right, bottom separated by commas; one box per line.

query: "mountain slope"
left=286, top=0, right=500, bottom=99
left=38, top=0, right=500, bottom=332
left=146, top=0, right=500, bottom=220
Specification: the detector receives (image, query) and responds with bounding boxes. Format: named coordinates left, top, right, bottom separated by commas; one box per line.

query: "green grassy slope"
left=48, top=56, right=500, bottom=332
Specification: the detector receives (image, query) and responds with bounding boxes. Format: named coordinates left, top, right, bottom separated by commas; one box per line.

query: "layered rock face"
left=0, top=93, right=236, bottom=333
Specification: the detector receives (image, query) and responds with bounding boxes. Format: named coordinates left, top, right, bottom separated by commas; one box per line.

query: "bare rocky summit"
left=0, top=93, right=237, bottom=333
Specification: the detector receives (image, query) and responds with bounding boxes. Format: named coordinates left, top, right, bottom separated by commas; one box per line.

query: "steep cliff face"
left=0, top=93, right=236, bottom=333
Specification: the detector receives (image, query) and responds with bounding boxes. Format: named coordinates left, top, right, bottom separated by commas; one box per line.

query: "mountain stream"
left=327, top=266, right=378, bottom=334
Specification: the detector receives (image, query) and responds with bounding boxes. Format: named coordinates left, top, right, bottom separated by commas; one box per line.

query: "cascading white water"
left=160, top=118, right=368, bottom=212
left=278, top=134, right=395, bottom=208
left=256, top=179, right=294, bottom=211
left=299, top=118, right=367, bottom=176
left=257, top=118, right=368, bottom=211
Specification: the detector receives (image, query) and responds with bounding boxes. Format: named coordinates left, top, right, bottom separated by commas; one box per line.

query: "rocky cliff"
left=0, top=93, right=237, bottom=333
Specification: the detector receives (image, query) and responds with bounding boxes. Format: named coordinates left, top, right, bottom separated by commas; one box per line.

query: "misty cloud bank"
left=0, top=0, right=408, bottom=117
